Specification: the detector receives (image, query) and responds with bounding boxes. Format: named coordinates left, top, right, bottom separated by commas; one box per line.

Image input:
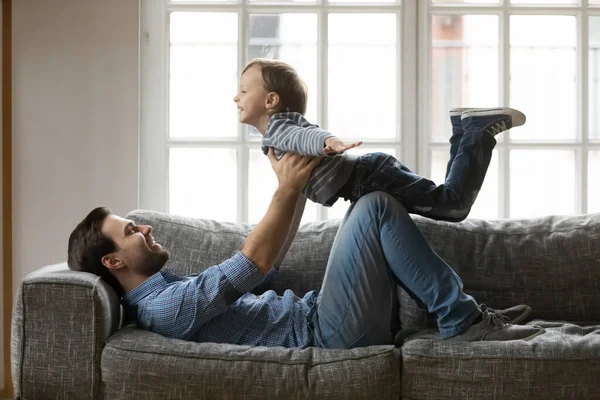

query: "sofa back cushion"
left=126, top=210, right=339, bottom=296
left=127, top=210, right=600, bottom=324
left=401, top=213, right=600, bottom=328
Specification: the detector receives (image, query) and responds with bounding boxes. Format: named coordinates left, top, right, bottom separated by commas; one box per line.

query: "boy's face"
left=233, top=66, right=270, bottom=127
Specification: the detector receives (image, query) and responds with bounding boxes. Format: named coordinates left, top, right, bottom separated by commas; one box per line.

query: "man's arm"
left=242, top=150, right=321, bottom=274
left=272, top=193, right=306, bottom=270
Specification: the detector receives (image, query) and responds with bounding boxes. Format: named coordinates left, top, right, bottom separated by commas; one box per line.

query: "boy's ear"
left=266, top=92, right=280, bottom=110
left=102, top=253, right=125, bottom=271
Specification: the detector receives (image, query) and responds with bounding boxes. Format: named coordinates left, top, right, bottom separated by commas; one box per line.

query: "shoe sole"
left=461, top=107, right=526, bottom=128
left=449, top=107, right=477, bottom=117
left=521, top=327, right=546, bottom=341
left=511, top=305, right=533, bottom=325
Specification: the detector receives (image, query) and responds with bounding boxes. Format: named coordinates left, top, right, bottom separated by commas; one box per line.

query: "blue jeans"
left=335, top=122, right=496, bottom=222
left=308, top=191, right=480, bottom=349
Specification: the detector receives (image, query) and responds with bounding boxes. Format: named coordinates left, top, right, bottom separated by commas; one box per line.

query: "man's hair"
left=67, top=207, right=125, bottom=297
left=243, top=58, right=308, bottom=115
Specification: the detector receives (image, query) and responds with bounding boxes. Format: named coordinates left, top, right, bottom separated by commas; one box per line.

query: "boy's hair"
left=67, top=207, right=125, bottom=297
left=243, top=58, right=308, bottom=115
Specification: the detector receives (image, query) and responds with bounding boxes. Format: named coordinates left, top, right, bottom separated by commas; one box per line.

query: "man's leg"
left=309, top=192, right=543, bottom=349
left=310, top=191, right=479, bottom=349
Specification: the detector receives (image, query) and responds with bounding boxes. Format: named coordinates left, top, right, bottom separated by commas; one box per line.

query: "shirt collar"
left=122, top=270, right=169, bottom=307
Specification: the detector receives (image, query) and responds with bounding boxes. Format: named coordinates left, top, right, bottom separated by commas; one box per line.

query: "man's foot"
left=482, top=303, right=532, bottom=325
left=446, top=308, right=545, bottom=342
left=460, top=107, right=526, bottom=137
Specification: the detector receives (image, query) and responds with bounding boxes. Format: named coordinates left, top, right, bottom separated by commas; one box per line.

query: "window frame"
left=140, top=0, right=417, bottom=222
left=140, top=0, right=600, bottom=221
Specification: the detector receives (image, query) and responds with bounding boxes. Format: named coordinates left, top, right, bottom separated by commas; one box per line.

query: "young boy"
left=234, top=58, right=525, bottom=222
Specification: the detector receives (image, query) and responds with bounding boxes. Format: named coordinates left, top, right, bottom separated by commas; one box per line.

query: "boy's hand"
left=324, top=137, right=363, bottom=155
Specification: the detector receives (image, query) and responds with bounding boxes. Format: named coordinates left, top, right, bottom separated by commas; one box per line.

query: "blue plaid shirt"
left=122, top=252, right=317, bottom=348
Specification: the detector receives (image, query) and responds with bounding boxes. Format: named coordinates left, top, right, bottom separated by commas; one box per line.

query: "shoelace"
left=486, top=119, right=508, bottom=136
left=485, top=310, right=512, bottom=331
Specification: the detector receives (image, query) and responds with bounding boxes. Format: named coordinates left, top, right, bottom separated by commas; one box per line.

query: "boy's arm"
left=268, top=118, right=363, bottom=156
left=272, top=193, right=307, bottom=270
left=268, top=118, right=334, bottom=156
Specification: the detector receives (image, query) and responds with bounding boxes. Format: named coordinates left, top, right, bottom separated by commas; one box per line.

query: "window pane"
left=250, top=0, right=316, bottom=3
left=511, top=16, right=577, bottom=141
left=170, top=13, right=238, bottom=139
left=329, top=0, right=397, bottom=2
left=432, top=0, right=499, bottom=5
left=248, top=149, right=318, bottom=224
left=327, top=148, right=397, bottom=220
left=431, top=15, right=499, bottom=142
left=169, top=148, right=237, bottom=221
left=431, top=149, right=498, bottom=219
left=589, top=151, right=600, bottom=213
left=328, top=14, right=397, bottom=140
left=510, top=0, right=576, bottom=3
left=510, top=150, right=575, bottom=218
left=590, top=17, right=600, bottom=140
left=248, top=14, right=317, bottom=137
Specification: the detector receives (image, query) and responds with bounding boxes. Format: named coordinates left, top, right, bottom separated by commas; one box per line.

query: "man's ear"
left=102, top=253, right=125, bottom=271
left=266, top=92, right=280, bottom=111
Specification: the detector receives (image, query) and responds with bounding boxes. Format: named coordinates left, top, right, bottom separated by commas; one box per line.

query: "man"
left=68, top=149, right=544, bottom=349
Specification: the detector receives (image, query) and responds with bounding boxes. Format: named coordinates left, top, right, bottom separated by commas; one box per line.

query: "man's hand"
left=324, top=137, right=363, bottom=155
left=267, top=148, right=321, bottom=193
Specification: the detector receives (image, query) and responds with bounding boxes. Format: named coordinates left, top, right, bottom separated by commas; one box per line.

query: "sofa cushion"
left=400, top=213, right=600, bottom=329
left=401, top=321, right=600, bottom=399
left=100, top=327, right=401, bottom=399
left=126, top=210, right=341, bottom=297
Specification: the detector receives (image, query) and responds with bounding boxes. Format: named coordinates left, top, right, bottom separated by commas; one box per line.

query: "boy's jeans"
left=336, top=126, right=496, bottom=222
left=308, top=191, right=479, bottom=349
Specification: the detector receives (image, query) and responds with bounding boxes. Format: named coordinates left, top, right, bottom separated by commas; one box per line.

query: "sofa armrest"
left=11, top=262, right=121, bottom=400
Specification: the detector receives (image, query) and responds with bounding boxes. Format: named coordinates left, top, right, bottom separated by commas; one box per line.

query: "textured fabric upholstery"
left=100, top=327, right=401, bottom=400
left=401, top=321, right=600, bottom=399
left=11, top=263, right=121, bottom=400
left=400, top=213, right=600, bottom=330
left=127, top=209, right=340, bottom=297
left=11, top=210, right=600, bottom=399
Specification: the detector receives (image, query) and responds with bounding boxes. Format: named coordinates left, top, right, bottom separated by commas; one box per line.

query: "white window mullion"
left=402, top=1, right=417, bottom=172
left=140, top=0, right=168, bottom=213
left=501, top=3, right=510, bottom=219
left=581, top=9, right=589, bottom=214
left=239, top=4, right=249, bottom=223
left=417, top=0, right=429, bottom=179
left=318, top=1, right=328, bottom=221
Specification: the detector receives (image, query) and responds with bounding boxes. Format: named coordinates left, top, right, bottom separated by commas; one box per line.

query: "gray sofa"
left=11, top=209, right=600, bottom=399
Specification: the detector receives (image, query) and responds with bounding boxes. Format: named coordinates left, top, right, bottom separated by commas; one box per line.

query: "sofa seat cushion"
left=101, top=327, right=401, bottom=399
left=400, top=320, right=600, bottom=400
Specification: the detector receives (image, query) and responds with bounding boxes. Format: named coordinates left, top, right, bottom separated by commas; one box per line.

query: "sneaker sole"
left=521, top=327, right=546, bottom=341
left=511, top=305, right=533, bottom=325
left=461, top=107, right=526, bottom=128
left=449, top=107, right=477, bottom=117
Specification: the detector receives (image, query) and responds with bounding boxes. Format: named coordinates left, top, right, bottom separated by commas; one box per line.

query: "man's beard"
left=141, top=248, right=170, bottom=276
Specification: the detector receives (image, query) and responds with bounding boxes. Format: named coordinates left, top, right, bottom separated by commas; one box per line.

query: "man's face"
left=233, top=66, right=270, bottom=127
left=101, top=214, right=169, bottom=278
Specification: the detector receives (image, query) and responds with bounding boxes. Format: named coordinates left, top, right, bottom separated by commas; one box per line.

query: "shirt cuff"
left=218, top=251, right=267, bottom=294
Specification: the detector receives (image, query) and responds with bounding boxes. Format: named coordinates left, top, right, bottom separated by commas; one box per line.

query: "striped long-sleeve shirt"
left=262, top=112, right=359, bottom=206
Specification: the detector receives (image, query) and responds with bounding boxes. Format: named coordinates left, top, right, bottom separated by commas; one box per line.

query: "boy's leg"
left=309, top=191, right=543, bottom=349
left=338, top=108, right=525, bottom=222
left=445, top=108, right=468, bottom=180
left=442, top=108, right=526, bottom=215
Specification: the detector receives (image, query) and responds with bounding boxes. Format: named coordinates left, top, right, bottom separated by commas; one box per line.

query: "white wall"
left=12, top=0, right=139, bottom=293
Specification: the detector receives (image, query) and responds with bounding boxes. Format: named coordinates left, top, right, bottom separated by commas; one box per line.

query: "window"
left=141, top=0, right=600, bottom=222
